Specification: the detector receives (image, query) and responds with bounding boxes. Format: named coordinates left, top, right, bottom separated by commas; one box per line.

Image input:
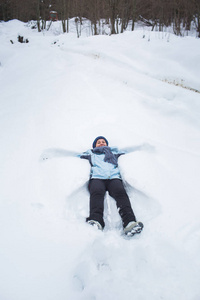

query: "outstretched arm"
left=40, top=148, right=81, bottom=161
left=120, top=143, right=155, bottom=154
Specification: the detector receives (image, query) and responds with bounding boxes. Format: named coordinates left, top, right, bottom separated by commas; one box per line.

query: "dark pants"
left=86, top=179, right=136, bottom=229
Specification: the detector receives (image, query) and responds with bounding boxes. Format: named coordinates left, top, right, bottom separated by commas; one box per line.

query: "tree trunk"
left=131, top=0, right=137, bottom=31
left=36, top=0, right=41, bottom=32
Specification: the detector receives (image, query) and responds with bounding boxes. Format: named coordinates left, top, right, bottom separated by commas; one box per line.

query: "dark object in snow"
left=49, top=11, right=58, bottom=21
left=10, top=40, right=14, bottom=44
left=18, top=35, right=29, bottom=44
left=31, top=24, right=37, bottom=29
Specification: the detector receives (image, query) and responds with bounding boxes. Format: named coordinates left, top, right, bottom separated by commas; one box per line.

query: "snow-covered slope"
left=0, top=20, right=200, bottom=300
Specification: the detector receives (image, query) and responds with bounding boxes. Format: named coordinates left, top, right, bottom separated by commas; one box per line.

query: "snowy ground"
left=0, top=20, right=200, bottom=300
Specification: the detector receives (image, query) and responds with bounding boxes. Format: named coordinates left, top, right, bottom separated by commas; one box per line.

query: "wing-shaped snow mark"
left=39, top=148, right=79, bottom=161
left=65, top=181, right=89, bottom=221
left=123, top=180, right=162, bottom=223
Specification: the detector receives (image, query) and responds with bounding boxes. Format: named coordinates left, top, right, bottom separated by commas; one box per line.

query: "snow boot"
left=124, top=221, right=144, bottom=236
left=87, top=220, right=103, bottom=231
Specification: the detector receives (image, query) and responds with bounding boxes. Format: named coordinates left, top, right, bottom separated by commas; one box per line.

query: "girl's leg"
left=86, top=179, right=106, bottom=228
left=107, top=179, right=136, bottom=228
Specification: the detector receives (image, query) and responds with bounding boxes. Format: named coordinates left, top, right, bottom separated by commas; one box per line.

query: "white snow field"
left=0, top=20, right=200, bottom=300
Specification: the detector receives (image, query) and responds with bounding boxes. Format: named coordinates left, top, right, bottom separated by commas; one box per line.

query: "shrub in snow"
left=18, top=35, right=29, bottom=43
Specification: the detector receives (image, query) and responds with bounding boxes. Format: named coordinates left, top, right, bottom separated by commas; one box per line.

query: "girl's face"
left=96, top=139, right=107, bottom=147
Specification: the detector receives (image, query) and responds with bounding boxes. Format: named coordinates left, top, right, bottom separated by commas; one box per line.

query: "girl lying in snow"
left=77, top=136, right=144, bottom=236
left=41, top=136, right=153, bottom=236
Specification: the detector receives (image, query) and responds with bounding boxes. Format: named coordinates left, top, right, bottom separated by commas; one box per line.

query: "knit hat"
left=92, top=136, right=109, bottom=148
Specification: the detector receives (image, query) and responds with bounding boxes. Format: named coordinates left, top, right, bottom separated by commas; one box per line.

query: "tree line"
left=0, top=0, right=200, bottom=37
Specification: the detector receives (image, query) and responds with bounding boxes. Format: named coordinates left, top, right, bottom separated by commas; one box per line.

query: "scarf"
left=93, top=146, right=118, bottom=166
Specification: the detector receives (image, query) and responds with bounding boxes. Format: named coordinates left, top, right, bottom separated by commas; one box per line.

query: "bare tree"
left=60, top=0, right=67, bottom=33
left=130, top=0, right=138, bottom=31
left=0, top=0, right=199, bottom=37
left=193, top=0, right=200, bottom=37
left=109, top=0, right=119, bottom=34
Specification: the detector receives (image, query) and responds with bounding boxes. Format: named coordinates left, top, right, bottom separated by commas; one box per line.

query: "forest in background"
left=0, top=0, right=200, bottom=37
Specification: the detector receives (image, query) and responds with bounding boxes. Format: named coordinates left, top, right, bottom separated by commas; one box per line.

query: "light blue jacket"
left=41, top=144, right=150, bottom=178
left=78, top=147, right=126, bottom=180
